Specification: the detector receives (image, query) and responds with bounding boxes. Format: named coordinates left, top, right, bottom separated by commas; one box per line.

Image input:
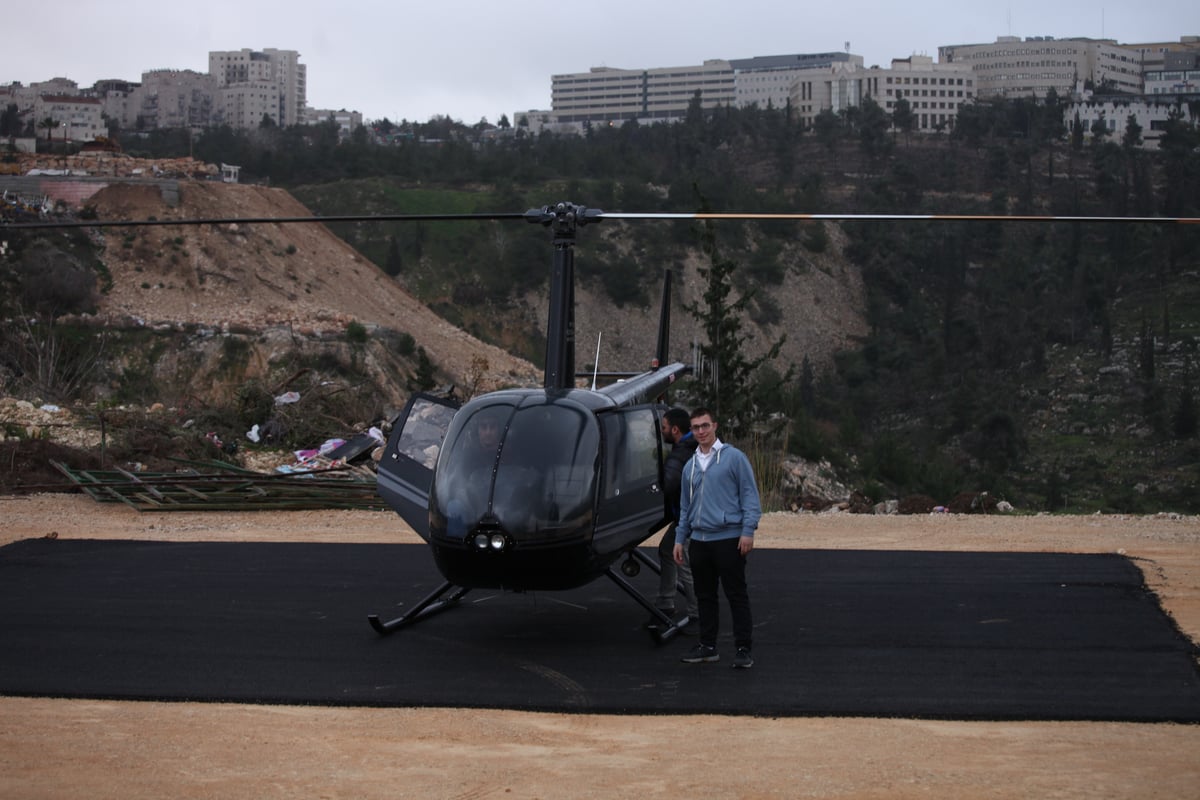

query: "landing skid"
left=607, top=548, right=691, bottom=645
left=368, top=580, right=471, bottom=635
left=369, top=549, right=690, bottom=643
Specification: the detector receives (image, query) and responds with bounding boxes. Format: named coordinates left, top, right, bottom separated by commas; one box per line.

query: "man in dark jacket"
left=650, top=407, right=698, bottom=629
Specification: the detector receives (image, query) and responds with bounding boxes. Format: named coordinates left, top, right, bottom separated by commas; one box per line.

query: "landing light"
left=472, top=532, right=508, bottom=552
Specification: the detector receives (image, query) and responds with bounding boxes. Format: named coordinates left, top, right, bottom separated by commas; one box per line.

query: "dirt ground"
left=1, top=494, right=1198, bottom=799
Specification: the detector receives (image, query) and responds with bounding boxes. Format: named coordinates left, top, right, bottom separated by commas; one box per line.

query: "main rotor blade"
left=598, top=211, right=1200, bottom=225
left=5, top=209, right=1199, bottom=231
left=0, top=211, right=528, bottom=230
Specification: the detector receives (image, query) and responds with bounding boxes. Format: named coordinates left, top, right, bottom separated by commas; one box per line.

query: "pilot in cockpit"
left=474, top=413, right=501, bottom=453
left=443, top=411, right=504, bottom=539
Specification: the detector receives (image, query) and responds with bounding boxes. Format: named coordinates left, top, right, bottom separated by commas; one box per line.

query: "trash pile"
left=4, top=383, right=400, bottom=511
left=1, top=189, right=53, bottom=224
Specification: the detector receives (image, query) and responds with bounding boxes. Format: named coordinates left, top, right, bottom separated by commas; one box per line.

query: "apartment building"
left=32, top=94, right=103, bottom=142
left=208, top=48, right=306, bottom=128
left=216, top=81, right=281, bottom=130
left=938, top=36, right=1143, bottom=98
left=2, top=79, right=77, bottom=118
left=129, top=70, right=218, bottom=130
left=304, top=107, right=364, bottom=137
left=91, top=79, right=139, bottom=130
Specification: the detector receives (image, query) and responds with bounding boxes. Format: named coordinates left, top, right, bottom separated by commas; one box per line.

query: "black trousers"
left=688, top=537, right=752, bottom=650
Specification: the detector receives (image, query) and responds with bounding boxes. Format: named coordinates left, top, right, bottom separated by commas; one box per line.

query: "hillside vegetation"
left=6, top=96, right=1200, bottom=511
left=278, top=100, right=1200, bottom=513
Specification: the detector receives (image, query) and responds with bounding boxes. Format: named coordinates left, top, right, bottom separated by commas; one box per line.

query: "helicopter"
left=5, top=199, right=1197, bottom=644
left=370, top=202, right=695, bottom=643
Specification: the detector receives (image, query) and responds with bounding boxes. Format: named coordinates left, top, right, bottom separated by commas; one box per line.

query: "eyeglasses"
left=690, top=422, right=713, bottom=431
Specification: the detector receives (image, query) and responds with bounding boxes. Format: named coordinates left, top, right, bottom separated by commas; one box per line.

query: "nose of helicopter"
left=465, top=515, right=511, bottom=553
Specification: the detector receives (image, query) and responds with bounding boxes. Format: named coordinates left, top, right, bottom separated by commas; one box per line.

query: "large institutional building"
left=938, top=36, right=1145, bottom=98
left=550, top=60, right=736, bottom=125
left=544, top=51, right=975, bottom=133
left=527, top=34, right=1199, bottom=144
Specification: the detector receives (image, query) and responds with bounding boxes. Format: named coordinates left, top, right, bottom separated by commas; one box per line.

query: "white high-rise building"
left=208, top=48, right=306, bottom=129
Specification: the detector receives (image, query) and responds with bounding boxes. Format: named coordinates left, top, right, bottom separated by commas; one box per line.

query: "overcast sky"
left=5, top=1, right=1195, bottom=124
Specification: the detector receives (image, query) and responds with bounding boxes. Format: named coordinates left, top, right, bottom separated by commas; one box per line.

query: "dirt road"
left=2, top=494, right=1198, bottom=799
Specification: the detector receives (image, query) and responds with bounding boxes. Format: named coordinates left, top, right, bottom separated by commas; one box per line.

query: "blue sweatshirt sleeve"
left=736, top=450, right=762, bottom=537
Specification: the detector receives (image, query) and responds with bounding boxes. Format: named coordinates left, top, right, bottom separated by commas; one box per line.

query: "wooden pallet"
left=50, top=460, right=389, bottom=512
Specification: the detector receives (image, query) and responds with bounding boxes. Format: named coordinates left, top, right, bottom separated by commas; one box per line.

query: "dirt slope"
left=86, top=181, right=537, bottom=388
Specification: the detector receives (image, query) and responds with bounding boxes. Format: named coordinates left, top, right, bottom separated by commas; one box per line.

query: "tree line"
left=51, top=95, right=1200, bottom=511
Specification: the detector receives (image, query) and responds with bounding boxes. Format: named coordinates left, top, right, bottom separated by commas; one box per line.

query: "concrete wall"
left=0, top=176, right=181, bottom=208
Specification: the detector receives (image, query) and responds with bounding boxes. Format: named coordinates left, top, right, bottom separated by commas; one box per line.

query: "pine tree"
left=410, top=346, right=436, bottom=391
left=686, top=212, right=784, bottom=435
left=384, top=235, right=403, bottom=276
left=1174, top=386, right=1198, bottom=439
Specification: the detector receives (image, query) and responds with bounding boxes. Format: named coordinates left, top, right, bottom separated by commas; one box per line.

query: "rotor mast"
left=526, top=202, right=602, bottom=391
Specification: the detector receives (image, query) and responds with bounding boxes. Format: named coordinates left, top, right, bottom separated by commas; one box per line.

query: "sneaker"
left=733, top=647, right=754, bottom=669
left=680, top=644, right=719, bottom=663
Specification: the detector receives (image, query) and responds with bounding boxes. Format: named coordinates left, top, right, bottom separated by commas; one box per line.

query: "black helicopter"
left=371, top=202, right=694, bottom=642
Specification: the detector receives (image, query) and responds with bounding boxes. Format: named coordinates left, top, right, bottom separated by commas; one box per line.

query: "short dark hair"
left=664, top=407, right=690, bottom=432
left=690, top=407, right=715, bottom=423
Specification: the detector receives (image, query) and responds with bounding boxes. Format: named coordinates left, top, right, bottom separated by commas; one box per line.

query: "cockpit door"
left=376, top=393, right=459, bottom=540
left=594, top=406, right=670, bottom=554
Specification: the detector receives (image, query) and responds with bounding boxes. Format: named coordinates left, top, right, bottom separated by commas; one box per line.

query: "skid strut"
left=606, top=553, right=690, bottom=645
left=368, top=580, right=470, bottom=635
left=630, top=547, right=690, bottom=598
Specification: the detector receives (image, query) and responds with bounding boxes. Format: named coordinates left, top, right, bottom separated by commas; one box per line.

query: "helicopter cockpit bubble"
left=430, top=396, right=601, bottom=546
left=434, top=403, right=512, bottom=540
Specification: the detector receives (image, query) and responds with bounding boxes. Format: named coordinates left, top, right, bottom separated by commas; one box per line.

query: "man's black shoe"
left=733, top=647, right=754, bottom=669
left=680, top=644, right=719, bottom=663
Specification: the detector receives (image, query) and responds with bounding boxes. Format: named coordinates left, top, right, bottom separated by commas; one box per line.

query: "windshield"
left=431, top=397, right=599, bottom=542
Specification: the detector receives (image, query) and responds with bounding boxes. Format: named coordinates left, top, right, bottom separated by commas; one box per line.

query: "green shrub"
left=345, top=320, right=368, bottom=344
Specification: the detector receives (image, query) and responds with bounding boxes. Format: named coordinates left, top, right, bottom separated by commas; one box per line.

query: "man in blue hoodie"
left=673, top=407, right=761, bottom=669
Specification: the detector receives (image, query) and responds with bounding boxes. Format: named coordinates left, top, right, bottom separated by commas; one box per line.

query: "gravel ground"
left=2, top=494, right=1198, bottom=799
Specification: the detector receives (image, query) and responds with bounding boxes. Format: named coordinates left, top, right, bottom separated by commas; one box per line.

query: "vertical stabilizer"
left=654, top=270, right=673, bottom=369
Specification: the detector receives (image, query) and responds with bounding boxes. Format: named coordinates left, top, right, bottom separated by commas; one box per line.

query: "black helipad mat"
left=2, top=538, right=1198, bottom=721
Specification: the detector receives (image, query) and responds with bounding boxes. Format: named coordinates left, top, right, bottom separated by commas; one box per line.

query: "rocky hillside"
left=82, top=181, right=537, bottom=393
left=542, top=222, right=867, bottom=378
